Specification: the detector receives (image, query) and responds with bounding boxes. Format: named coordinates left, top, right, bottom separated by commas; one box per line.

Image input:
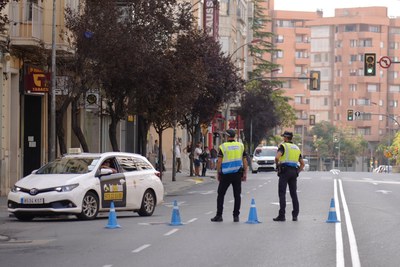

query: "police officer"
left=273, top=131, right=305, bottom=222
left=211, top=129, right=248, bottom=222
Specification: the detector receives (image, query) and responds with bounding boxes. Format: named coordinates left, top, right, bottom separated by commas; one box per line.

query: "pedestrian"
left=200, top=146, right=210, bottom=176
left=211, top=129, right=248, bottom=223
left=183, top=141, right=193, bottom=171
left=273, top=131, right=305, bottom=222
left=175, top=139, right=182, bottom=173
left=193, top=142, right=202, bottom=176
left=210, top=147, right=218, bottom=170
left=153, top=140, right=160, bottom=168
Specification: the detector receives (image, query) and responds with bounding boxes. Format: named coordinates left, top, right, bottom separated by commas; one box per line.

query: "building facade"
left=268, top=2, right=400, bottom=170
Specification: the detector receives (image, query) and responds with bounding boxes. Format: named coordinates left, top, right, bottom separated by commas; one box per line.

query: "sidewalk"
left=0, top=169, right=218, bottom=209
left=162, top=169, right=217, bottom=195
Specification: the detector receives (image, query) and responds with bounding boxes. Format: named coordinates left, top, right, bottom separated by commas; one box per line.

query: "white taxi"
left=7, top=151, right=164, bottom=221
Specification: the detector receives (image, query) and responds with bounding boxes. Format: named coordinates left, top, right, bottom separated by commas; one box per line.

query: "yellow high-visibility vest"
left=220, top=141, right=244, bottom=174
left=279, top=142, right=301, bottom=168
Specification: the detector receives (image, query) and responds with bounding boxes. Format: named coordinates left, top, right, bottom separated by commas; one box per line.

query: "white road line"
left=334, top=179, right=344, bottom=267
left=103, top=265, right=113, bottom=267
left=186, top=218, right=198, bottom=224
left=164, top=229, right=179, bottom=236
left=132, top=244, right=151, bottom=253
left=205, top=211, right=214, bottom=215
left=338, top=179, right=361, bottom=267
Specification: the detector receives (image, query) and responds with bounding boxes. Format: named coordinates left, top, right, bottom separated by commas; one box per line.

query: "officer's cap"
left=281, top=131, right=293, bottom=138
left=224, top=129, right=236, bottom=138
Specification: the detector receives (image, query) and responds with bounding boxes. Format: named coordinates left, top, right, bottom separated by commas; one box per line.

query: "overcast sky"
left=274, top=0, right=400, bottom=17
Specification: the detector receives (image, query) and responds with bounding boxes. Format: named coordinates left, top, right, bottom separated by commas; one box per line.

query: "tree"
left=240, top=0, right=295, bottom=150
left=66, top=0, right=195, bottom=152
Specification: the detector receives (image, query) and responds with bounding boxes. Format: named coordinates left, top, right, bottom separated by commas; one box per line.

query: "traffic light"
left=310, top=71, right=320, bottom=90
left=364, top=53, right=376, bottom=76
left=347, top=109, right=354, bottom=121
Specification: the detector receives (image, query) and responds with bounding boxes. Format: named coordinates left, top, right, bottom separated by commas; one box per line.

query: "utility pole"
left=50, top=0, right=56, bottom=161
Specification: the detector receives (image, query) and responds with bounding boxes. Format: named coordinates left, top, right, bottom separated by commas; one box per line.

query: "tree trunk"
left=106, top=101, right=120, bottom=152
left=158, top=131, right=164, bottom=180
left=109, top=116, right=119, bottom=152
left=56, top=110, right=67, bottom=155
left=138, top=115, right=150, bottom=157
left=71, top=99, right=89, bottom=152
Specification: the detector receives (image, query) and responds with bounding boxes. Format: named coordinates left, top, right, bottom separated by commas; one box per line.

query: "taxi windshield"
left=36, top=157, right=99, bottom=174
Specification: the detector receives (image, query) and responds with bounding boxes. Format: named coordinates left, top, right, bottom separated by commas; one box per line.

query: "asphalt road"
left=1, top=170, right=399, bottom=267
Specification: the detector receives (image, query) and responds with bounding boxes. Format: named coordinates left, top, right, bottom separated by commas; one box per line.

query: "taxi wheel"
left=252, top=170, right=258, bottom=174
left=77, top=192, right=99, bottom=220
left=14, top=213, right=35, bottom=221
left=137, top=190, right=155, bottom=216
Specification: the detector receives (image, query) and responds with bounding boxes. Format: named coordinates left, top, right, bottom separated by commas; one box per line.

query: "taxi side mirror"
left=100, top=168, right=113, bottom=176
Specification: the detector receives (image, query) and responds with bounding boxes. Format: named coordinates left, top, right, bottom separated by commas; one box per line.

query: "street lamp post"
left=50, top=0, right=56, bottom=161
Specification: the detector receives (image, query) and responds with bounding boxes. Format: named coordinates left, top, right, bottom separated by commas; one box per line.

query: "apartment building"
left=267, top=2, right=400, bottom=166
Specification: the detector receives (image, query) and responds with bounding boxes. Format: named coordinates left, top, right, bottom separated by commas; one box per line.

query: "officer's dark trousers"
left=278, top=167, right=299, bottom=218
left=216, top=172, right=242, bottom=217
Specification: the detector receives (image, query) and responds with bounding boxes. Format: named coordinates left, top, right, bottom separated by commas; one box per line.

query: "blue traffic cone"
left=326, top=198, right=340, bottom=223
left=246, top=198, right=261, bottom=224
left=170, top=200, right=183, bottom=226
left=105, top=201, right=121, bottom=229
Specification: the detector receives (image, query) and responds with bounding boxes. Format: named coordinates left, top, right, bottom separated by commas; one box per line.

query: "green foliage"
left=310, top=121, right=368, bottom=166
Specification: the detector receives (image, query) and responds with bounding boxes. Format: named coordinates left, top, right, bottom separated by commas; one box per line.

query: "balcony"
left=9, top=2, right=44, bottom=49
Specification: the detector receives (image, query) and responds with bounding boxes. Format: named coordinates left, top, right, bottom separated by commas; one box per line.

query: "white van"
left=251, top=146, right=278, bottom=173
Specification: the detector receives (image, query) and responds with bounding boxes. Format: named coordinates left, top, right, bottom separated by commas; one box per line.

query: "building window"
left=349, top=55, right=357, bottom=62
left=370, top=26, right=380, bottom=33
left=276, top=35, right=284, bottom=43
left=274, top=51, right=284, bottom=58
left=389, top=85, right=400, bottom=92
left=294, top=96, right=302, bottom=104
left=360, top=113, right=371, bottom=121
left=358, top=128, right=371, bottom=135
left=357, top=99, right=370, bottom=106
left=25, top=0, right=38, bottom=21
left=389, top=42, right=399, bottom=49
left=344, top=24, right=357, bottom=32
left=359, top=39, right=373, bottom=47
left=349, top=69, right=357, bottom=76
left=389, top=100, right=398, bottom=107
left=350, top=40, right=357, bottom=47
left=367, top=84, right=379, bottom=92
left=349, top=84, right=357, bottom=92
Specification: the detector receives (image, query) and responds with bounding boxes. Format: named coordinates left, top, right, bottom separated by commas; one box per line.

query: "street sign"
left=378, top=56, right=391, bottom=68
left=354, top=111, right=361, bottom=117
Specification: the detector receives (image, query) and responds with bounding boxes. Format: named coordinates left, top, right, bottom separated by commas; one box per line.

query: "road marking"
left=376, top=190, right=392, bottom=194
left=164, top=229, right=179, bottom=236
left=258, top=185, right=263, bottom=188
left=330, top=169, right=340, bottom=175
left=205, top=211, right=214, bottom=215
left=338, top=179, right=361, bottom=267
left=348, top=179, right=400, bottom=185
left=363, top=178, right=378, bottom=185
left=333, top=179, right=344, bottom=267
left=186, top=218, right=198, bottom=224
left=132, top=244, right=151, bottom=253
left=271, top=202, right=291, bottom=206
left=103, top=265, right=113, bottom=267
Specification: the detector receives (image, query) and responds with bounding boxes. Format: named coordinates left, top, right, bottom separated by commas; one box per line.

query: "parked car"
left=251, top=146, right=278, bottom=173
left=8, top=151, right=164, bottom=221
